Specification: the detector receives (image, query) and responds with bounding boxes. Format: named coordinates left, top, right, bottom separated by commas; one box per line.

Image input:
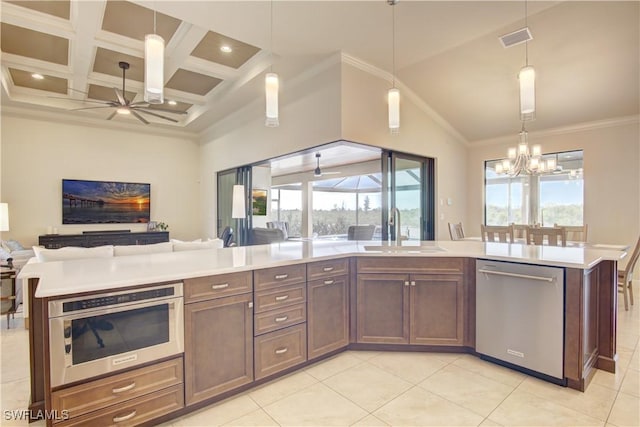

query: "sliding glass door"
left=382, top=151, right=434, bottom=241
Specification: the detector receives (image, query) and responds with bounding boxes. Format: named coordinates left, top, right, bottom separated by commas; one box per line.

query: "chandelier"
left=495, top=122, right=557, bottom=176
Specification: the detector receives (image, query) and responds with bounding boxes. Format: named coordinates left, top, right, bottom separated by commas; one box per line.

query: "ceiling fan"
left=313, top=153, right=341, bottom=177
left=69, top=61, right=187, bottom=125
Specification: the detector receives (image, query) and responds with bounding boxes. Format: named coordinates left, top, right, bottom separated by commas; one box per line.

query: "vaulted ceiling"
left=1, top=1, right=638, bottom=142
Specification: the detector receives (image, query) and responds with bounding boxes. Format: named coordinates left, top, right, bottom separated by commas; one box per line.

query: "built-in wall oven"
left=48, top=282, right=183, bottom=388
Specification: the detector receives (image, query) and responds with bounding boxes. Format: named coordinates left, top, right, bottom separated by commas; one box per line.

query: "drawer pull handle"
left=275, top=315, right=289, bottom=322
left=211, top=283, right=229, bottom=290
left=275, top=274, right=289, bottom=280
left=112, top=382, right=136, bottom=394
left=324, top=280, right=335, bottom=285
left=322, top=266, right=334, bottom=272
left=113, top=410, right=137, bottom=423
left=275, top=295, right=289, bottom=301
left=275, top=347, right=288, bottom=355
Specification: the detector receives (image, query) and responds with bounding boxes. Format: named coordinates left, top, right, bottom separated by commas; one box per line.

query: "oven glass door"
left=70, top=303, right=170, bottom=365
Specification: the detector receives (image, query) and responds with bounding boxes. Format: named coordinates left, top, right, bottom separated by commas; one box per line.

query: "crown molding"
left=1, top=105, right=199, bottom=141
left=471, top=115, right=640, bottom=147
left=341, top=52, right=469, bottom=147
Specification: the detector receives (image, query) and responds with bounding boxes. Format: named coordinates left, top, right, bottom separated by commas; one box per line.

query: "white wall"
left=466, top=119, right=640, bottom=247
left=1, top=115, right=202, bottom=246
left=340, top=63, right=470, bottom=239
left=199, top=59, right=343, bottom=238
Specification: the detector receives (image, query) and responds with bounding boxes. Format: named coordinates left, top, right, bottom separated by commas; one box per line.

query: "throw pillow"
left=4, top=239, right=25, bottom=252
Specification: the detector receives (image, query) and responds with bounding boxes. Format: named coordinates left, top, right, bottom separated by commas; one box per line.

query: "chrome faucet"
left=389, top=207, right=401, bottom=245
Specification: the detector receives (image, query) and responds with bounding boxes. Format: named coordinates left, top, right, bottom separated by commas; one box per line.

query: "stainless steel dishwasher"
left=476, top=259, right=565, bottom=383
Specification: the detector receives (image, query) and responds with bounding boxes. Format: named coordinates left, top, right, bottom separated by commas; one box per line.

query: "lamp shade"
left=144, top=34, right=165, bottom=104
left=265, top=73, right=279, bottom=127
left=232, top=185, right=246, bottom=219
left=519, top=65, right=535, bottom=121
left=0, top=203, right=9, bottom=232
left=388, top=88, right=400, bottom=134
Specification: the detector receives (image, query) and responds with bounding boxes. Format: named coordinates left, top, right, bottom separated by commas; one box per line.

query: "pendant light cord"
left=270, top=0, right=274, bottom=72
left=524, top=0, right=529, bottom=66
left=154, top=9, right=157, bottom=34
left=392, top=1, right=396, bottom=88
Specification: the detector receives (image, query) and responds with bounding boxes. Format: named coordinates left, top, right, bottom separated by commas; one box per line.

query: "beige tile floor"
left=1, top=298, right=638, bottom=427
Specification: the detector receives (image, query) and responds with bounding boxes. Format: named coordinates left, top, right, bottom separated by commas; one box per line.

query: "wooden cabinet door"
left=356, top=274, right=409, bottom=344
left=410, top=274, right=464, bottom=345
left=308, top=275, right=349, bottom=360
left=184, top=293, right=253, bottom=406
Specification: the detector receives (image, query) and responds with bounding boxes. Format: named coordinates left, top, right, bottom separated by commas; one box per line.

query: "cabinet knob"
left=411, top=281, right=416, bottom=287
left=248, top=302, right=254, bottom=308
left=404, top=281, right=409, bottom=287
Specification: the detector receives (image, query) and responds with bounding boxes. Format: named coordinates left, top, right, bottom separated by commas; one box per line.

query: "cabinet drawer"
left=184, top=271, right=252, bottom=303
left=55, top=384, right=184, bottom=427
left=255, top=282, right=306, bottom=313
left=254, top=303, right=306, bottom=336
left=51, top=357, right=183, bottom=420
left=357, top=257, right=464, bottom=274
left=307, top=258, right=349, bottom=280
left=254, top=264, right=306, bottom=291
left=255, top=324, right=307, bottom=380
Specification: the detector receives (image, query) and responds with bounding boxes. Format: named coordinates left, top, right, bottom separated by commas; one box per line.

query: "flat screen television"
left=62, top=179, right=150, bottom=224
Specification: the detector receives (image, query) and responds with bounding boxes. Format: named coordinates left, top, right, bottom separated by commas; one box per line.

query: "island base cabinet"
left=410, top=275, right=464, bottom=345
left=308, top=275, right=349, bottom=359
left=54, top=384, right=183, bottom=427
left=255, top=324, right=307, bottom=380
left=184, top=293, right=253, bottom=406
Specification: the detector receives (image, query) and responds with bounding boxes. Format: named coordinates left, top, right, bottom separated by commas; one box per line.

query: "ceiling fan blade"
left=129, top=101, right=150, bottom=107
left=130, top=110, right=149, bottom=125
left=48, top=96, right=115, bottom=106
left=106, top=111, right=118, bottom=121
left=114, top=88, right=127, bottom=106
left=135, top=108, right=179, bottom=123
left=70, top=106, right=117, bottom=111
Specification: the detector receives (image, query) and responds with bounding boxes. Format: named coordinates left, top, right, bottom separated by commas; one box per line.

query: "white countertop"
left=18, top=240, right=627, bottom=298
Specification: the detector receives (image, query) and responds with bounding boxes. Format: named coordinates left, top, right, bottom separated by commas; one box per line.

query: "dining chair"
left=510, top=223, right=529, bottom=240
left=526, top=226, right=567, bottom=247
left=481, top=225, right=515, bottom=243
left=448, top=222, right=465, bottom=240
left=619, top=235, right=640, bottom=311
left=554, top=223, right=588, bottom=242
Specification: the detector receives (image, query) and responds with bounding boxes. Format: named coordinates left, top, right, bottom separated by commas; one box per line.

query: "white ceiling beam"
left=164, top=22, right=208, bottom=84
left=68, top=1, right=107, bottom=98
left=1, top=2, right=74, bottom=39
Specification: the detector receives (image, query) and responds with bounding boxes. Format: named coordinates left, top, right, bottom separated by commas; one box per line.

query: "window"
left=485, top=150, right=583, bottom=226
left=271, top=187, right=302, bottom=237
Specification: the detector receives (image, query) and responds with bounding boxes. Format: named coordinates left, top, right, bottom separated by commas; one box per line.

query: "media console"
left=38, top=231, right=169, bottom=248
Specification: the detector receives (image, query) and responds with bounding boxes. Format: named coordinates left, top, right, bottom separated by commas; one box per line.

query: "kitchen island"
left=19, top=240, right=625, bottom=426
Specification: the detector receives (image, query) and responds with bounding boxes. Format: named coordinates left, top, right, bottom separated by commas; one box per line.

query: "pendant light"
left=388, top=0, right=400, bottom=134
left=265, top=0, right=279, bottom=127
left=144, top=9, right=164, bottom=104
left=519, top=0, right=535, bottom=121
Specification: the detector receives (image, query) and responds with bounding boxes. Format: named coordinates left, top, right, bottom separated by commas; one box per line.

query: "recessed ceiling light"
left=32, top=73, right=44, bottom=80
left=167, top=100, right=177, bottom=106
left=220, top=45, right=233, bottom=53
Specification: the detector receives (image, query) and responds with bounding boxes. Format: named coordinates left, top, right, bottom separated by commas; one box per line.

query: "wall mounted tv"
left=62, top=179, right=150, bottom=224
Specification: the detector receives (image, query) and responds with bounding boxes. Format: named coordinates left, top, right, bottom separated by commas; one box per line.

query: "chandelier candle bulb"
left=495, top=163, right=504, bottom=174
left=547, top=158, right=557, bottom=170
left=529, top=157, right=539, bottom=170
left=265, top=73, right=279, bottom=127
left=518, top=142, right=529, bottom=156
left=539, top=162, right=547, bottom=172
left=532, top=144, right=542, bottom=157
left=502, top=159, right=511, bottom=172
left=508, top=147, right=517, bottom=160
left=388, top=88, right=400, bottom=134
left=144, top=34, right=165, bottom=104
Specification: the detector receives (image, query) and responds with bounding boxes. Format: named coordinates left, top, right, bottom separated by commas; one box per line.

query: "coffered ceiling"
left=1, top=1, right=638, bottom=141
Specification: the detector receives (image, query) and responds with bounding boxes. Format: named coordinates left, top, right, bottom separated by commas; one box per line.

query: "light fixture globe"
left=144, top=33, right=165, bottom=104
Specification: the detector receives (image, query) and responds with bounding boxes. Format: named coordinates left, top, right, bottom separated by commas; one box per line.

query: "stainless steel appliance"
left=49, top=282, right=183, bottom=387
left=476, top=260, right=565, bottom=383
